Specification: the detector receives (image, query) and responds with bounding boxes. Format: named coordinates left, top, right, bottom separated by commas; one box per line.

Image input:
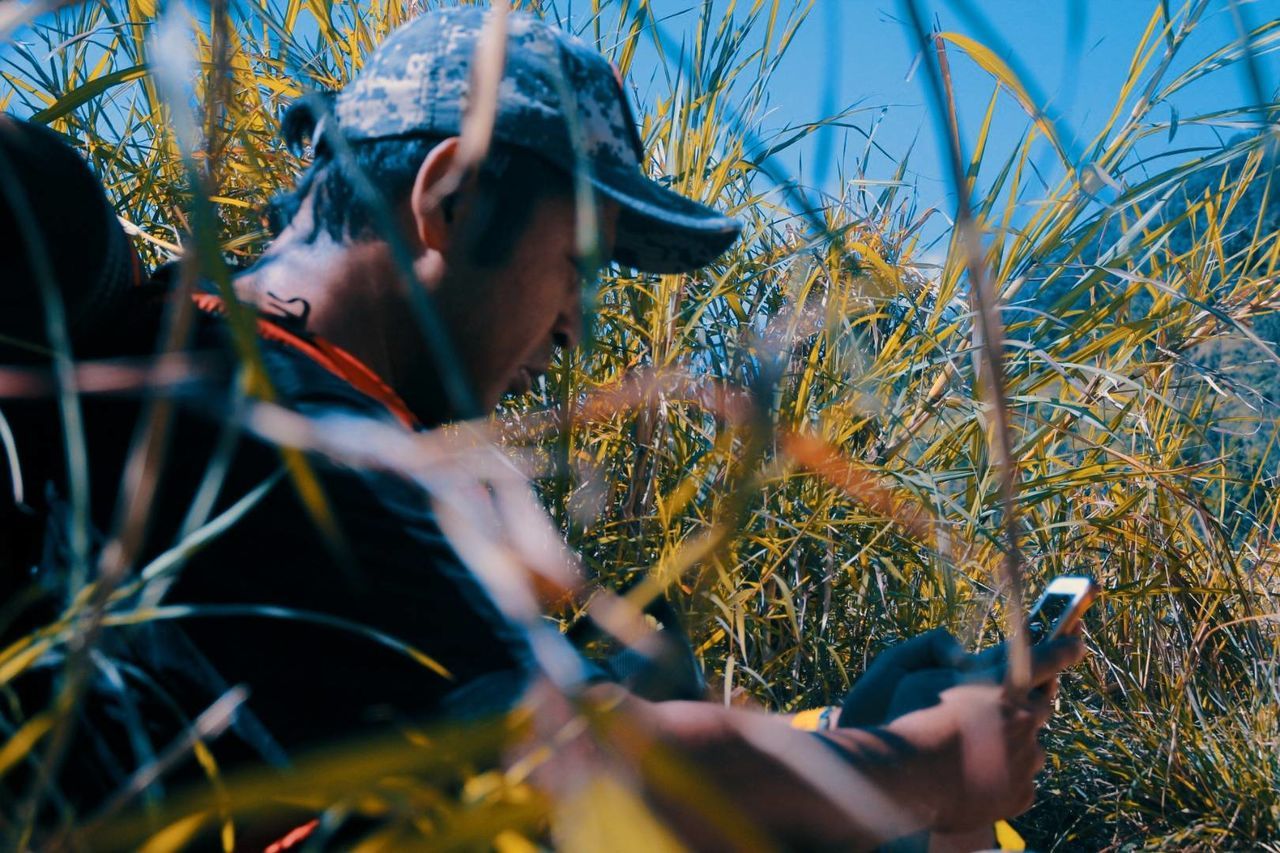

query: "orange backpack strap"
left=191, top=293, right=421, bottom=430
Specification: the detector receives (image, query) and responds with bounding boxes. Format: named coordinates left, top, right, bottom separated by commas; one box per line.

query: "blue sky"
left=5, top=0, right=1275, bottom=253
left=625, top=0, right=1280, bottom=249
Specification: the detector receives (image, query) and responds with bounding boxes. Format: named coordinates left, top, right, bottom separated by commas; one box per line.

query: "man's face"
left=433, top=193, right=619, bottom=412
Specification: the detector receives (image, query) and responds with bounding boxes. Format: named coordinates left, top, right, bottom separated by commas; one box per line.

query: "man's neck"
left=234, top=237, right=452, bottom=427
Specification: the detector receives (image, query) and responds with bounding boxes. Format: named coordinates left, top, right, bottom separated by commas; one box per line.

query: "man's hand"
left=841, top=629, right=1085, bottom=727
left=884, top=682, right=1055, bottom=832
left=577, top=632, right=1085, bottom=847
left=887, top=633, right=1083, bottom=719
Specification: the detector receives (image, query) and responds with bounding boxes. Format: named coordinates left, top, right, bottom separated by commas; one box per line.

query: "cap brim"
left=588, top=162, right=742, bottom=274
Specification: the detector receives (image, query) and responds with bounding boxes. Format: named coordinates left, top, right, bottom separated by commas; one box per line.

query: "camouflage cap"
left=332, top=6, right=741, bottom=274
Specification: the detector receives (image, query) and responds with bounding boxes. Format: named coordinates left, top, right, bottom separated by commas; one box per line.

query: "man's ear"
left=410, top=136, right=464, bottom=252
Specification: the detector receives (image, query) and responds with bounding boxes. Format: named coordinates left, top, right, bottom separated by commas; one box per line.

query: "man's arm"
left=588, top=677, right=1062, bottom=851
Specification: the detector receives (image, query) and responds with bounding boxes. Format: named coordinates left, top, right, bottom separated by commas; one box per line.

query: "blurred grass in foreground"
left=2, top=0, right=1280, bottom=849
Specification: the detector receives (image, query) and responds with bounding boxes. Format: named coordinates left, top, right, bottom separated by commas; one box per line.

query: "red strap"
left=264, top=818, right=319, bottom=853
left=192, top=293, right=421, bottom=430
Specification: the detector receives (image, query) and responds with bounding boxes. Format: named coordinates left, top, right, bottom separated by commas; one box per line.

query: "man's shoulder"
left=263, top=334, right=404, bottom=423
left=188, top=304, right=408, bottom=428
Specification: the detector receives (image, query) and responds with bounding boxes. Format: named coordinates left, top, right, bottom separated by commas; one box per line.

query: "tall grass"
left=2, top=0, right=1279, bottom=849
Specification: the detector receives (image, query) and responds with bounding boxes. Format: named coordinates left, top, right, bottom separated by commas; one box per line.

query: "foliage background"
left=2, top=0, right=1280, bottom=849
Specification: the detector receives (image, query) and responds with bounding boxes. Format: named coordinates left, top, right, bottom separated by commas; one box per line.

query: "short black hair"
left=266, top=97, right=575, bottom=266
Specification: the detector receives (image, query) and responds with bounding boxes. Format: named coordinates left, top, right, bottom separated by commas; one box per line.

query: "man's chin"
left=506, top=366, right=535, bottom=396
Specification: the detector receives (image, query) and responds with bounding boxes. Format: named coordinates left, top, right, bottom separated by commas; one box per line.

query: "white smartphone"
left=1027, top=576, right=1099, bottom=643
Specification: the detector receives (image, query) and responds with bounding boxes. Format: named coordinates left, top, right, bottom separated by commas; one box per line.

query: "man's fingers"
left=1030, top=693, right=1054, bottom=728
left=1029, top=741, right=1046, bottom=776
left=967, top=634, right=1085, bottom=691
left=1019, top=691, right=1054, bottom=729
left=1004, top=689, right=1054, bottom=729
left=1029, top=636, right=1085, bottom=685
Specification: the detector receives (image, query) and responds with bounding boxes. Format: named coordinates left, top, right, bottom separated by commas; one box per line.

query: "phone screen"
left=1029, top=592, right=1075, bottom=643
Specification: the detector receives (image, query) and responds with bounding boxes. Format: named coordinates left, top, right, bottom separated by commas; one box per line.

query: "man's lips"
left=509, top=365, right=545, bottom=395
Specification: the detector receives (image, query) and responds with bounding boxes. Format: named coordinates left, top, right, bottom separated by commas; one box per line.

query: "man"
left=1, top=7, right=1083, bottom=849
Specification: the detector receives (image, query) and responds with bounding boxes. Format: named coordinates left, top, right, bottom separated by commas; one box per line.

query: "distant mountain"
left=1022, top=135, right=1280, bottom=481
left=1024, top=136, right=1279, bottom=346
